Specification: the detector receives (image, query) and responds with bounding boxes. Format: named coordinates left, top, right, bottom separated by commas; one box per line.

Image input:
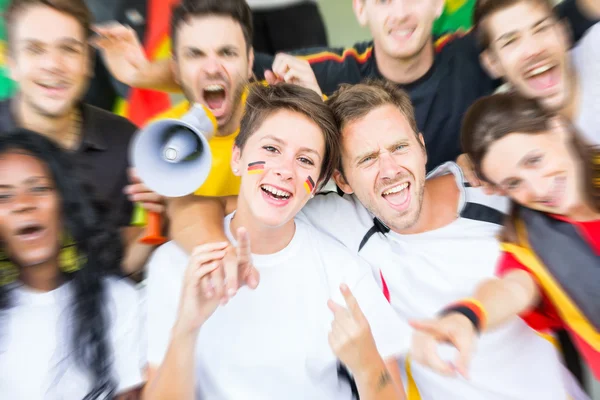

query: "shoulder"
left=101, top=277, right=141, bottom=330
left=150, top=100, right=190, bottom=123
left=146, top=241, right=188, bottom=278
left=293, top=41, right=374, bottom=65
left=83, top=104, right=137, bottom=133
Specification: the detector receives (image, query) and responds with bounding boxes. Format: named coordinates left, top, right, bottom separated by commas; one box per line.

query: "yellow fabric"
left=151, top=99, right=241, bottom=197
left=405, top=356, right=422, bottom=400
left=501, top=219, right=600, bottom=352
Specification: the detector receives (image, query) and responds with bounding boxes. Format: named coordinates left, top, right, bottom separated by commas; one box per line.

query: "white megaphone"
left=130, top=104, right=217, bottom=198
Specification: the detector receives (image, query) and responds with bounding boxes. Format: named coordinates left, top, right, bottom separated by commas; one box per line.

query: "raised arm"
left=409, top=269, right=540, bottom=377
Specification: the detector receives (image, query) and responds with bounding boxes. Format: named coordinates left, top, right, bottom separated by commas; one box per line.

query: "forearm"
left=133, top=59, right=180, bottom=92
left=474, top=271, right=540, bottom=331
left=143, top=327, right=198, bottom=400
left=352, top=358, right=405, bottom=400
left=167, top=195, right=228, bottom=253
left=121, top=226, right=158, bottom=276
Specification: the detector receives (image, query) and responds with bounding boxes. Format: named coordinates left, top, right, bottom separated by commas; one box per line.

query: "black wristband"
left=439, top=305, right=483, bottom=333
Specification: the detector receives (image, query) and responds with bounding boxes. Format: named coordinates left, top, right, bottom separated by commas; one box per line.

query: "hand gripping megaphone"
left=129, top=104, right=217, bottom=245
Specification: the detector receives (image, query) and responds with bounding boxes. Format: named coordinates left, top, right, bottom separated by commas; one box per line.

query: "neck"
left=19, top=259, right=63, bottom=292
left=394, top=174, right=460, bottom=234
left=14, top=97, right=78, bottom=149
left=374, top=40, right=435, bottom=84
left=231, top=199, right=296, bottom=255
left=566, top=201, right=600, bottom=222
left=216, top=97, right=245, bottom=138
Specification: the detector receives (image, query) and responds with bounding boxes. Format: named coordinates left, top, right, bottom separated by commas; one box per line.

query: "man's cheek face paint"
left=247, top=161, right=266, bottom=175
left=303, top=176, right=315, bottom=194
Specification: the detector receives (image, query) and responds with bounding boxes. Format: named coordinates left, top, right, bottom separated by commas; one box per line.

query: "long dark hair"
left=461, top=93, right=600, bottom=243
left=0, top=129, right=122, bottom=399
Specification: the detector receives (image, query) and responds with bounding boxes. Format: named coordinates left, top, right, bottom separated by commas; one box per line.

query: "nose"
left=387, top=0, right=411, bottom=23
left=528, top=178, right=550, bottom=200
left=12, top=191, right=36, bottom=214
left=202, top=55, right=224, bottom=76
left=272, top=157, right=295, bottom=182
left=40, top=48, right=64, bottom=72
left=378, top=152, right=403, bottom=181
left=520, top=33, right=545, bottom=61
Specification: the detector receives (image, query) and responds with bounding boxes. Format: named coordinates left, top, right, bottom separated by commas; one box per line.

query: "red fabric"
left=497, top=215, right=600, bottom=378
left=380, top=270, right=390, bottom=303
left=126, top=0, right=179, bottom=127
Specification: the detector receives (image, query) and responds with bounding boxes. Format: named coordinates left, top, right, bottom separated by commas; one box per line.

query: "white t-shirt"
left=146, top=214, right=409, bottom=400
left=299, top=162, right=570, bottom=400
left=247, top=0, right=316, bottom=11
left=0, top=277, right=144, bottom=399
left=572, top=22, right=600, bottom=144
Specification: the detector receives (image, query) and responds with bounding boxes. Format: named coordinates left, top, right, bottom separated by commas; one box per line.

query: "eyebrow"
left=495, top=16, right=552, bottom=43
left=261, top=135, right=322, bottom=160
left=0, top=176, right=48, bottom=189
left=21, top=37, right=85, bottom=47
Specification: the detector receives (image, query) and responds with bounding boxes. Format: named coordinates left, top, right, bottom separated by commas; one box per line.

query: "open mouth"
left=389, top=27, right=416, bottom=41
left=202, top=84, right=227, bottom=115
left=382, top=182, right=411, bottom=210
left=524, top=62, right=560, bottom=92
left=15, top=223, right=46, bottom=241
left=36, top=80, right=69, bottom=95
left=539, top=176, right=565, bottom=209
left=261, top=184, right=292, bottom=200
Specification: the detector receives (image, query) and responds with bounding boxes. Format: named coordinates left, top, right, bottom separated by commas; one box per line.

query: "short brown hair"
left=461, top=93, right=600, bottom=242
left=171, top=0, right=253, bottom=54
left=474, top=0, right=554, bottom=49
left=235, top=83, right=339, bottom=187
left=5, top=0, right=93, bottom=48
left=326, top=79, right=421, bottom=174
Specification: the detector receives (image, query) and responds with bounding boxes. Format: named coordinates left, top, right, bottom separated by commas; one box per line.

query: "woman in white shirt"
left=144, top=84, right=408, bottom=400
left=0, top=130, right=144, bottom=399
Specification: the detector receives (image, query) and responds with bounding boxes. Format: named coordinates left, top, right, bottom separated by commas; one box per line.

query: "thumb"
left=409, top=320, right=447, bottom=338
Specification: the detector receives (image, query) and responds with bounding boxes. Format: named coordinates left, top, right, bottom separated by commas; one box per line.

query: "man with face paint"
left=96, top=0, right=597, bottom=173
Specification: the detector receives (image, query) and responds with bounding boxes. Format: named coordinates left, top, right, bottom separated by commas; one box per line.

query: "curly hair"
left=0, top=129, right=123, bottom=399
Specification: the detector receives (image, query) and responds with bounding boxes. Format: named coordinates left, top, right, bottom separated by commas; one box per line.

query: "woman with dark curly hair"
left=0, top=129, right=144, bottom=399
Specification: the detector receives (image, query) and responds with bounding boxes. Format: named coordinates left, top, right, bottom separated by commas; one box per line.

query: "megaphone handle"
left=140, top=211, right=167, bottom=245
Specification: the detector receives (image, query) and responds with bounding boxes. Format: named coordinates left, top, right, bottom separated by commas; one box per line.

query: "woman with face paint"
left=144, top=84, right=408, bottom=400
left=410, top=93, right=600, bottom=384
left=0, top=130, right=144, bottom=399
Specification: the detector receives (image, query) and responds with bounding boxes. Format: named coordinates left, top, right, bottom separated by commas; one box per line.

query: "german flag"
left=304, top=176, right=315, bottom=194
left=247, top=161, right=266, bottom=175
left=120, top=0, right=178, bottom=127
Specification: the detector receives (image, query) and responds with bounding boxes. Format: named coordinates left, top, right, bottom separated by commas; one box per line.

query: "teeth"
left=383, top=182, right=408, bottom=196
left=262, top=185, right=290, bottom=198
left=205, top=84, right=225, bottom=92
left=527, top=64, right=553, bottom=78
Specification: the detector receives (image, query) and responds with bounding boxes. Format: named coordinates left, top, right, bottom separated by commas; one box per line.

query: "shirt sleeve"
left=145, top=243, right=186, bottom=366
left=496, top=252, right=564, bottom=332
left=107, top=279, right=145, bottom=393
left=299, top=193, right=372, bottom=252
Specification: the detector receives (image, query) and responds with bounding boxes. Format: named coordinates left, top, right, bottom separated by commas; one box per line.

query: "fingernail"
left=206, top=291, right=213, bottom=298
left=227, top=288, right=236, bottom=297
left=249, top=278, right=257, bottom=287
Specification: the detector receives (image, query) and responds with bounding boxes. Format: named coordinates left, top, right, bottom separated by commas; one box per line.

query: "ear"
left=418, top=133, right=428, bottom=164
left=333, top=170, right=354, bottom=195
left=480, top=50, right=504, bottom=79
left=555, top=20, right=572, bottom=50
left=353, top=0, right=368, bottom=27
left=247, top=47, right=255, bottom=80
left=6, top=52, right=17, bottom=82
left=170, top=58, right=180, bottom=86
left=86, top=45, right=95, bottom=78
left=231, top=145, right=242, bottom=176
left=434, top=0, right=445, bottom=19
